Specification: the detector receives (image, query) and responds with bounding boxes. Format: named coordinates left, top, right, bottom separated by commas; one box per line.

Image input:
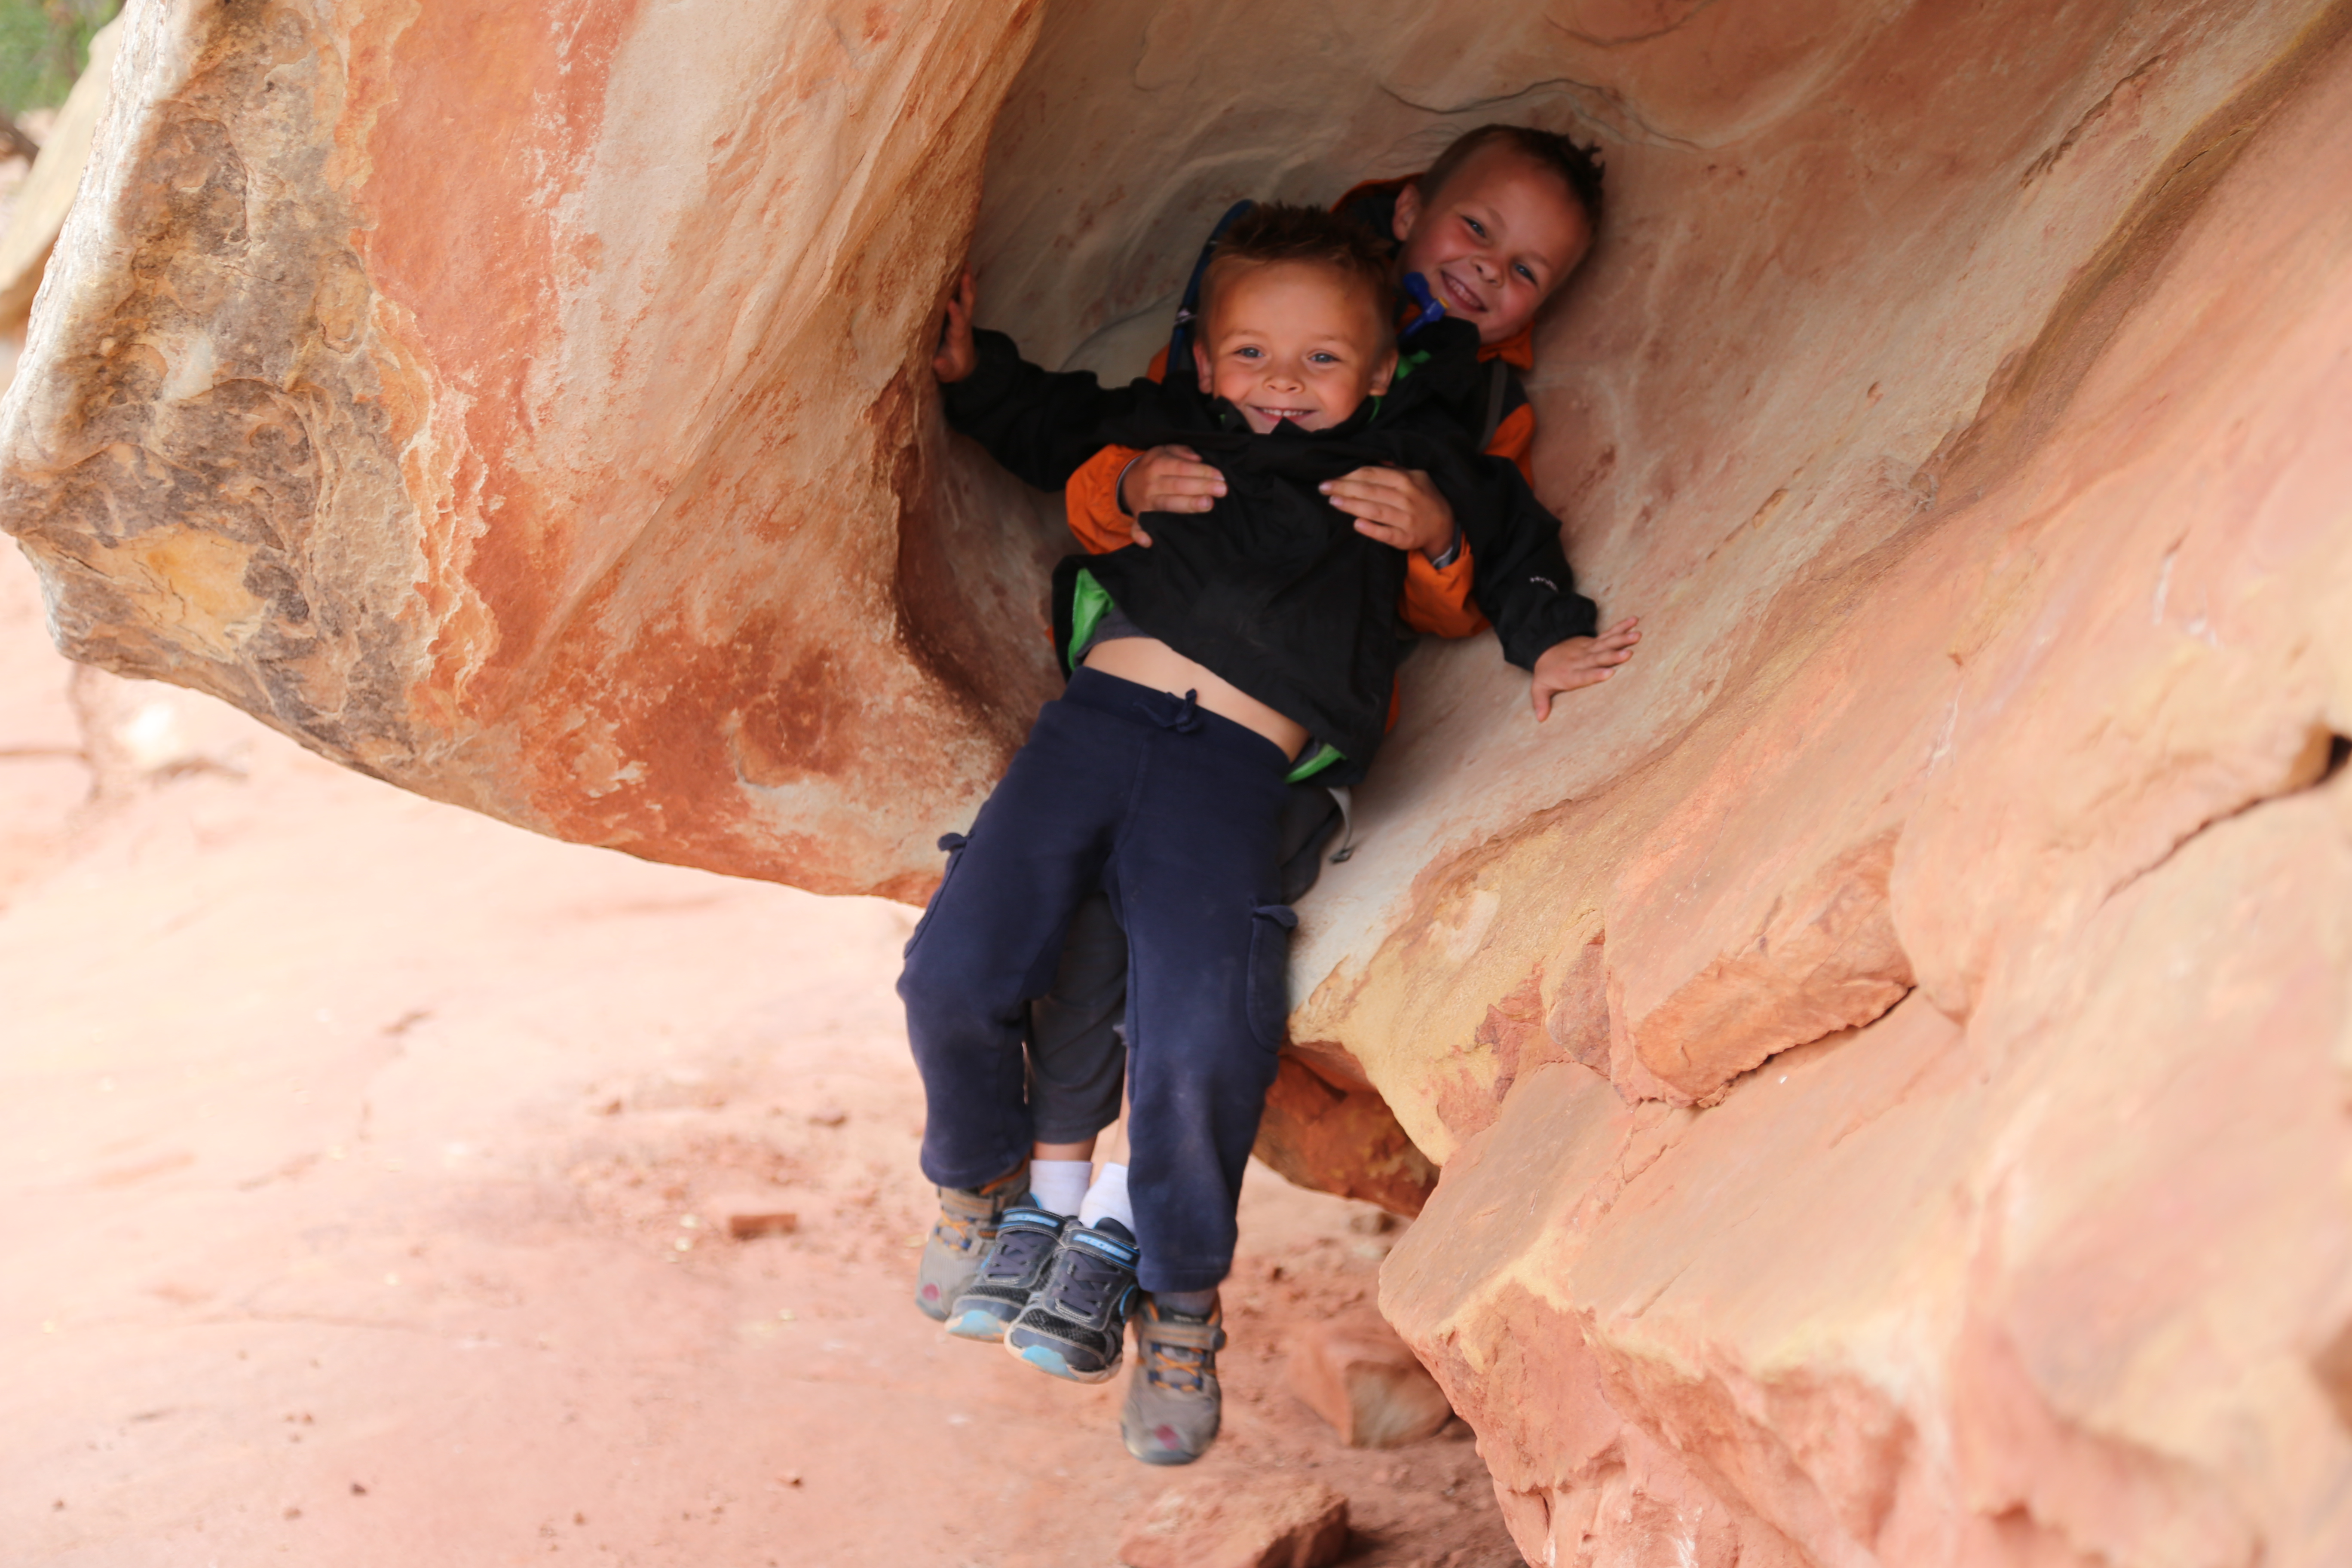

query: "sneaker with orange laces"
left=1120, top=1295, right=1226, bottom=1464
left=914, top=1165, right=1028, bottom=1322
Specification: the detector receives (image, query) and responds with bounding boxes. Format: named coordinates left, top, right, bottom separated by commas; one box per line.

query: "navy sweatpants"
left=897, top=668, right=1296, bottom=1294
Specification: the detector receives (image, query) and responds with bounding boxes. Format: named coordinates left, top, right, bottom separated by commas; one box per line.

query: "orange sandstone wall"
left=9, top=1, right=2352, bottom=1562
left=977, top=12, right=2352, bottom=1551
left=0, top=0, right=1061, bottom=899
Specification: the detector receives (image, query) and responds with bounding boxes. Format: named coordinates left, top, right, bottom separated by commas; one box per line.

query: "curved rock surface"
left=9, top=1, right=2352, bottom=1562
left=1, top=0, right=1063, bottom=899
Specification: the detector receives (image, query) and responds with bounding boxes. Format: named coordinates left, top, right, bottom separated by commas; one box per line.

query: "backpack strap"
left=1479, top=357, right=1511, bottom=451
left=1326, top=785, right=1357, bottom=864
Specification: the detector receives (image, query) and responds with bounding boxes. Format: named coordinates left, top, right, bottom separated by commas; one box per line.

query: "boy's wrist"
left=1115, top=455, right=1145, bottom=518
left=1427, top=524, right=1463, bottom=569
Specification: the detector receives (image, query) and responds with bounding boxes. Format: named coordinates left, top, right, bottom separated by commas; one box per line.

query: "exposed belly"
left=1081, top=637, right=1309, bottom=760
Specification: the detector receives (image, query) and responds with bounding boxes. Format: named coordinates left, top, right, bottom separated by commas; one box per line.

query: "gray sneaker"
left=914, top=1167, right=1028, bottom=1322
left=1120, top=1296, right=1226, bottom=1465
left=944, top=1202, right=1069, bottom=1341
left=1004, top=1218, right=1140, bottom=1383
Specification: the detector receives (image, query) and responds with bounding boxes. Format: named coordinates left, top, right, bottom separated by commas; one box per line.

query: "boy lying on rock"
left=917, top=119, right=1635, bottom=1401
left=900, top=196, right=1632, bottom=1466
left=917, top=129, right=1638, bottom=1358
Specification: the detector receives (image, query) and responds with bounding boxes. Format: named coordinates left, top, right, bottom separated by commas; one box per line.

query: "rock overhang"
left=8, top=1, right=2352, bottom=1559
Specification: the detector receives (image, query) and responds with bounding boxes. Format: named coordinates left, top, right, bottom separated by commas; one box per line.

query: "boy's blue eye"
left=1515, top=263, right=1536, bottom=283
left=1309, top=352, right=1338, bottom=365
left=1464, top=216, right=1487, bottom=239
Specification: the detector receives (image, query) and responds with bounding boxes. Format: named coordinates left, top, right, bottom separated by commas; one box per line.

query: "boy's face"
left=1193, top=261, right=1398, bottom=435
left=1392, top=143, right=1592, bottom=346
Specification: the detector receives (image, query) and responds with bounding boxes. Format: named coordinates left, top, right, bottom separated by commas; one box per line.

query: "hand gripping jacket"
left=940, top=316, right=1598, bottom=777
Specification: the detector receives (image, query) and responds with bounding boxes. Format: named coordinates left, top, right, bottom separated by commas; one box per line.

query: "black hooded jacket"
left=940, top=317, right=1598, bottom=771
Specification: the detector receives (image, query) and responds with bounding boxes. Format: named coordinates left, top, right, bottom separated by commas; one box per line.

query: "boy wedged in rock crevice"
left=917, top=126, right=1633, bottom=1385
left=947, top=130, right=1636, bottom=1307
left=901, top=202, right=1632, bottom=1466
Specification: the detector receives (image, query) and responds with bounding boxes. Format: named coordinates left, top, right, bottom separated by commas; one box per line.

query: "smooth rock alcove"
left=7, top=2, right=2352, bottom=1561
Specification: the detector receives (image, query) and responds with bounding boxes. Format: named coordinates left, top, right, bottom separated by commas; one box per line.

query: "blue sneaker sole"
left=1009, top=1336, right=1120, bottom=1385
left=944, top=1306, right=1012, bottom=1342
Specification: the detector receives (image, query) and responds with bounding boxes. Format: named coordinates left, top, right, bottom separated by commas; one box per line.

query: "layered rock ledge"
left=8, top=2, right=2352, bottom=1562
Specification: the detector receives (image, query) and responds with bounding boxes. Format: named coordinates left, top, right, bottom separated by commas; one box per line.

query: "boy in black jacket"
left=899, top=206, right=1622, bottom=1464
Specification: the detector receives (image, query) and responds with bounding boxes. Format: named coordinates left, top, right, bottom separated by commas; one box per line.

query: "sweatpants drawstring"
left=1153, top=689, right=1206, bottom=735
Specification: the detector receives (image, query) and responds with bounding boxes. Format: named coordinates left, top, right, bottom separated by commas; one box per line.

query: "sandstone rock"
left=1251, top=1054, right=1435, bottom=1219
left=0, top=0, right=1060, bottom=900
left=1116, top=1476, right=1348, bottom=1568
left=1287, top=1311, right=1452, bottom=1449
left=9, top=1, right=2352, bottom=1559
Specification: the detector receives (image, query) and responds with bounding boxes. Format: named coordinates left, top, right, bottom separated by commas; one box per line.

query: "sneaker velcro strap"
left=1067, top=1228, right=1141, bottom=1268
left=996, top=1205, right=1066, bottom=1235
left=1142, top=1315, right=1226, bottom=1353
left=938, top=1178, right=1026, bottom=1221
left=936, top=1189, right=998, bottom=1221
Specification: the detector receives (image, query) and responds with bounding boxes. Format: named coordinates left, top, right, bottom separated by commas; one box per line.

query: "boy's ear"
left=1392, top=182, right=1423, bottom=244
left=1368, top=347, right=1400, bottom=397
left=1193, top=339, right=1214, bottom=395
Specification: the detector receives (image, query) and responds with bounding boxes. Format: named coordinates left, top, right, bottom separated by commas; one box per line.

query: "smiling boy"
left=1103, top=125, right=1604, bottom=540
left=925, top=131, right=1633, bottom=1357
left=904, top=205, right=1616, bottom=1465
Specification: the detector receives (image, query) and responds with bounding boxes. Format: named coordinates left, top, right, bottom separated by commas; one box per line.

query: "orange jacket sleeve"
left=1387, top=393, right=1535, bottom=636
left=1385, top=392, right=1534, bottom=638
left=1063, top=444, right=1147, bottom=553
left=1400, top=538, right=1488, bottom=637
left=1060, top=343, right=1170, bottom=550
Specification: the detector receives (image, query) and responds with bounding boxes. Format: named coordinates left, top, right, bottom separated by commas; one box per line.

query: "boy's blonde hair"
left=1421, top=124, right=1605, bottom=231
left=1198, top=204, right=1396, bottom=346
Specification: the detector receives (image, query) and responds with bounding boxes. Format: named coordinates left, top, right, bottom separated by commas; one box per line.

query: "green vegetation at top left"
left=0, top=0, right=118, bottom=120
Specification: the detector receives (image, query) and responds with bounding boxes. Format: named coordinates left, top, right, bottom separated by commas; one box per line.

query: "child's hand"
left=1530, top=617, right=1641, bottom=720
left=1118, top=446, right=1226, bottom=542
left=933, top=268, right=978, bottom=383
left=1321, top=467, right=1457, bottom=560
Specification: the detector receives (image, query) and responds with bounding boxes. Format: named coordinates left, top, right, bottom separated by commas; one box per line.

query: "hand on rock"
left=933, top=268, right=978, bottom=383
left=1530, top=617, right=1641, bottom=720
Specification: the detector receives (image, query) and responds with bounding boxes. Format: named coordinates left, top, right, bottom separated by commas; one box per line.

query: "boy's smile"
left=1392, top=142, right=1593, bottom=346
left=1193, top=261, right=1398, bottom=435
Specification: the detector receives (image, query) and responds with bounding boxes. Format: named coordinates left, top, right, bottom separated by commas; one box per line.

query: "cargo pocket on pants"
left=902, top=833, right=969, bottom=960
left=1245, top=902, right=1298, bottom=1051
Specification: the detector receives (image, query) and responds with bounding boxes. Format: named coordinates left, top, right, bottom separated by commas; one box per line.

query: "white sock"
left=1028, top=1160, right=1092, bottom=1218
left=1078, top=1162, right=1134, bottom=1233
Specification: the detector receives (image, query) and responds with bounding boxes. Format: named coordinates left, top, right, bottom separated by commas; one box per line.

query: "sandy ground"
left=0, top=545, right=1521, bottom=1568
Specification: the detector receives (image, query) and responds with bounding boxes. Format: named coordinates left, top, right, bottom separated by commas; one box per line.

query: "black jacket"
left=940, top=319, right=1598, bottom=771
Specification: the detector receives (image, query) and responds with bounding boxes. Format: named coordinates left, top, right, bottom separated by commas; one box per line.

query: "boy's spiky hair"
left=1200, top=203, right=1396, bottom=338
left=1419, top=124, right=1605, bottom=230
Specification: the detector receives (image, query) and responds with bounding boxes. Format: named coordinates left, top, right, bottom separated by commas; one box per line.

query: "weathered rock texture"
left=10, top=1, right=2352, bottom=1563
left=1117, top=1476, right=1350, bottom=1568
left=1287, top=1309, right=1455, bottom=1449
left=1, top=0, right=1064, bottom=898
